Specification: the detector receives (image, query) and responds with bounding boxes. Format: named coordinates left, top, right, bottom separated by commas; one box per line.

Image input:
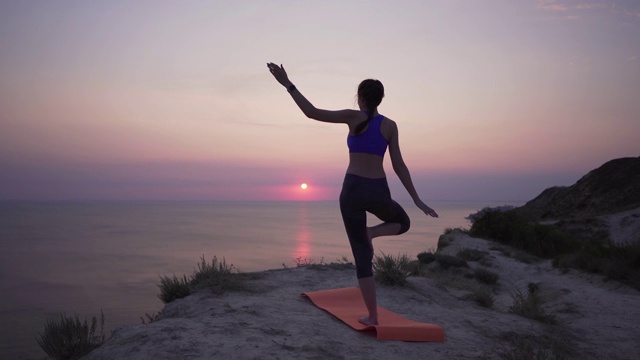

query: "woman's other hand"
left=267, top=62, right=292, bottom=87
left=415, top=200, right=439, bottom=218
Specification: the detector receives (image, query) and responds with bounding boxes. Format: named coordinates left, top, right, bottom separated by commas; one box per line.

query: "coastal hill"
left=517, top=156, right=640, bottom=220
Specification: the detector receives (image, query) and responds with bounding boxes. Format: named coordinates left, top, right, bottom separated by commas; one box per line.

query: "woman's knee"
left=352, top=244, right=373, bottom=278
left=356, top=260, right=373, bottom=278
left=398, top=215, right=410, bottom=235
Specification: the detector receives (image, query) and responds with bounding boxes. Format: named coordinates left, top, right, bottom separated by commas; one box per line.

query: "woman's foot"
left=358, top=315, right=378, bottom=326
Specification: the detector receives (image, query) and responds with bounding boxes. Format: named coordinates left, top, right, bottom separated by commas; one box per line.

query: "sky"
left=1, top=0, right=639, bottom=202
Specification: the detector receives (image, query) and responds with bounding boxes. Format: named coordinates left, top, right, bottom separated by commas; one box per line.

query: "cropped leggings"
left=339, top=173, right=410, bottom=279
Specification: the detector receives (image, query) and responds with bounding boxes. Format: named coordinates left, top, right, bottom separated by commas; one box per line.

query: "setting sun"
left=300, top=183, right=308, bottom=190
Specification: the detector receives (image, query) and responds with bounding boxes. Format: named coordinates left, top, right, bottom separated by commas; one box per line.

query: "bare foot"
left=358, top=315, right=378, bottom=326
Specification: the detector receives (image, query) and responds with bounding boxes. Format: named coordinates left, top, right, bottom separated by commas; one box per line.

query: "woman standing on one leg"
left=267, top=63, right=438, bottom=325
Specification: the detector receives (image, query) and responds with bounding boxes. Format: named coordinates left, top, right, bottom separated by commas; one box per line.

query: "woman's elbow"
left=392, top=162, right=408, bottom=174
left=302, top=108, right=319, bottom=120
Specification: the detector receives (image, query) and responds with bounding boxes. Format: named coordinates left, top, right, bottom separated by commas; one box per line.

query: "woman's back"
left=346, top=114, right=396, bottom=179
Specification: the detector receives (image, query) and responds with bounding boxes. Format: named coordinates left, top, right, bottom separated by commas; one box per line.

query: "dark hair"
left=355, top=79, right=384, bottom=134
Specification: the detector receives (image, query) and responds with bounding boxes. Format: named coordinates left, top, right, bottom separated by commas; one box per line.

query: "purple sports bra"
left=347, top=114, right=388, bottom=157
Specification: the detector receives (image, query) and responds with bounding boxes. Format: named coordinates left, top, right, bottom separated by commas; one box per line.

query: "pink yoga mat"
left=302, top=287, right=445, bottom=342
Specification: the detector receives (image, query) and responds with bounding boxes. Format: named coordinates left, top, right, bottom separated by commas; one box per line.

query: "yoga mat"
left=302, top=287, right=445, bottom=342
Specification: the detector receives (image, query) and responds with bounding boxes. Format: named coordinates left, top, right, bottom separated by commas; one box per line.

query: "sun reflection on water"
left=293, top=204, right=312, bottom=260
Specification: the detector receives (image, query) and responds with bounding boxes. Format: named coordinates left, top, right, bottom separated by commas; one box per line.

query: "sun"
left=300, top=183, right=308, bottom=190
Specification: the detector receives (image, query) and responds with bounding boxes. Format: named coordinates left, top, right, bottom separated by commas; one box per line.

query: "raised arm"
left=267, top=62, right=360, bottom=124
left=387, top=121, right=439, bottom=218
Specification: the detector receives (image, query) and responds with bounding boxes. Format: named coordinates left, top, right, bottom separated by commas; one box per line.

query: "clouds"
left=626, top=10, right=640, bottom=18
left=537, top=0, right=570, bottom=12
left=536, top=0, right=640, bottom=23
left=537, top=0, right=607, bottom=12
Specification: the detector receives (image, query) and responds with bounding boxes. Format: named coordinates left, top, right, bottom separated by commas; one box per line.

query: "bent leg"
left=369, top=222, right=402, bottom=239
left=367, top=199, right=411, bottom=250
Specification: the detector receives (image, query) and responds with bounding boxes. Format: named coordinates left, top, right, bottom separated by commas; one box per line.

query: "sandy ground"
left=83, top=231, right=640, bottom=360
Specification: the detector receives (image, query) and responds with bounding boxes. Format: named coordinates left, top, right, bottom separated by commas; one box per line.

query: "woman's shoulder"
left=380, top=114, right=395, bottom=122
left=380, top=116, right=397, bottom=129
left=380, top=116, right=397, bottom=140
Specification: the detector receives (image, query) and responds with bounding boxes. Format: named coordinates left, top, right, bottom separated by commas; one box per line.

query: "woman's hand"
left=415, top=199, right=439, bottom=218
left=267, top=62, right=292, bottom=87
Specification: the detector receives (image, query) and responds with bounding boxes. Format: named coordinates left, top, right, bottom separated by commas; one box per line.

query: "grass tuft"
left=474, top=268, right=500, bottom=285
left=294, top=256, right=354, bottom=270
left=158, top=274, right=191, bottom=304
left=373, top=252, right=411, bottom=286
left=471, top=286, right=495, bottom=308
left=140, top=312, right=160, bottom=325
left=37, top=311, right=105, bottom=360
left=158, top=255, right=248, bottom=304
left=294, top=257, right=324, bottom=267
left=190, top=256, right=245, bottom=294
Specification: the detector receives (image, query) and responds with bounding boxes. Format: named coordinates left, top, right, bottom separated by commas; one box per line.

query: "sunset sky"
left=1, top=0, right=639, bottom=202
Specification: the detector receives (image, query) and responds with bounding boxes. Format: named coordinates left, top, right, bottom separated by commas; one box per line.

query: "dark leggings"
left=339, top=173, right=410, bottom=279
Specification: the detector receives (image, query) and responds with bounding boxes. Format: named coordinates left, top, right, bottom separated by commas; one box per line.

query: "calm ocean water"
left=0, top=200, right=520, bottom=359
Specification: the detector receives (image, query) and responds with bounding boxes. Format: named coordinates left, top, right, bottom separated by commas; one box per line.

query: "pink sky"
left=1, top=0, right=639, bottom=202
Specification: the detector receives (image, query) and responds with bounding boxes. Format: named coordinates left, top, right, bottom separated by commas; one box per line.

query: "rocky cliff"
left=517, top=157, right=640, bottom=220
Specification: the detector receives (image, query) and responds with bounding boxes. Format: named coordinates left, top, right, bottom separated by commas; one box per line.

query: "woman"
left=267, top=63, right=438, bottom=325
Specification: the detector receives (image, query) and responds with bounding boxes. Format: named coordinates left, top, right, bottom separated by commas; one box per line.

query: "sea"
left=0, top=200, right=520, bottom=359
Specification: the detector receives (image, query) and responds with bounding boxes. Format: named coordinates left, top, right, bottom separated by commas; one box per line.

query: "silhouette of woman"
left=267, top=63, right=438, bottom=325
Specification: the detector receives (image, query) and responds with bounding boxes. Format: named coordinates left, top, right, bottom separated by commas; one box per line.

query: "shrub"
left=472, top=286, right=495, bottom=308
left=437, top=234, right=452, bottom=249
left=474, top=268, right=499, bottom=285
left=443, top=227, right=468, bottom=235
left=512, top=250, right=540, bottom=264
left=552, top=241, right=640, bottom=291
left=158, top=274, right=191, bottom=304
left=469, top=209, right=579, bottom=258
left=456, top=248, right=489, bottom=261
left=417, top=251, right=436, bottom=265
left=373, top=253, right=411, bottom=286
left=190, top=256, right=245, bottom=294
left=478, top=256, right=493, bottom=267
left=500, top=332, right=574, bottom=360
left=158, top=255, right=248, bottom=304
left=509, top=283, right=555, bottom=324
left=37, top=311, right=105, bottom=360
left=434, top=254, right=469, bottom=269
left=533, top=223, right=581, bottom=256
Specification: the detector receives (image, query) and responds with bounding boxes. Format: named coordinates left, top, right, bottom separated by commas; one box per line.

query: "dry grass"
left=373, top=252, right=411, bottom=286
left=158, top=255, right=250, bottom=304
